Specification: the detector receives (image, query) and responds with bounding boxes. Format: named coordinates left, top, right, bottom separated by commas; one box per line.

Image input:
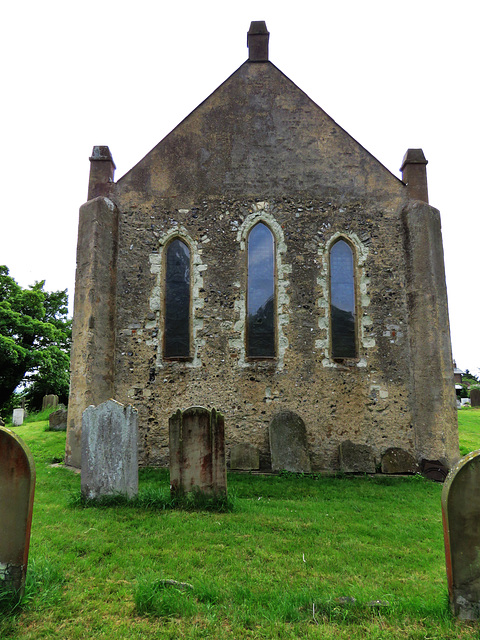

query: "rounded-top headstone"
left=442, top=450, right=480, bottom=619
left=0, top=427, right=36, bottom=597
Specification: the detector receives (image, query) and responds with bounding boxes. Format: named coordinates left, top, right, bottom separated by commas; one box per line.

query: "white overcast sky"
left=1, top=0, right=479, bottom=374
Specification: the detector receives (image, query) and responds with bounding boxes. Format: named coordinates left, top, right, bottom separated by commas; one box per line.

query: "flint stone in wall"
left=230, top=443, right=260, bottom=470
left=49, top=409, right=68, bottom=432
left=269, top=410, right=311, bottom=473
left=442, top=451, right=480, bottom=619
left=81, top=399, right=138, bottom=500
left=381, top=448, right=419, bottom=474
left=42, top=395, right=59, bottom=411
left=340, top=440, right=376, bottom=473
left=470, top=389, right=480, bottom=407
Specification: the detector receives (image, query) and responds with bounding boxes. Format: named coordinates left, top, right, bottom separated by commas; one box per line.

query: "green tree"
left=0, top=265, right=71, bottom=411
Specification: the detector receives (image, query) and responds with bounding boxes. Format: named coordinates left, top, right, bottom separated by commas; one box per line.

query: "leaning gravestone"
left=48, top=408, right=68, bottom=432
left=442, top=450, right=480, bottom=619
left=340, top=440, right=376, bottom=473
left=12, top=408, right=25, bottom=426
left=81, top=399, right=138, bottom=500
left=269, top=410, right=311, bottom=473
left=230, top=443, right=260, bottom=470
left=0, top=426, right=36, bottom=599
left=470, top=388, right=480, bottom=408
left=169, top=406, right=226, bottom=495
left=42, top=394, right=59, bottom=411
left=381, top=448, right=419, bottom=474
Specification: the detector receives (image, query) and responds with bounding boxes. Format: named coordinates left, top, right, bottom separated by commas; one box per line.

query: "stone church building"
left=65, top=22, right=458, bottom=472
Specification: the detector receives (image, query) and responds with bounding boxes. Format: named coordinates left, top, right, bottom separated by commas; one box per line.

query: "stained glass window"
left=247, top=223, right=275, bottom=358
left=330, top=240, right=356, bottom=359
left=164, top=239, right=190, bottom=358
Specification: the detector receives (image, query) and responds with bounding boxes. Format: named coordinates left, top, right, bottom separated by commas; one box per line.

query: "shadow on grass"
left=69, top=486, right=235, bottom=513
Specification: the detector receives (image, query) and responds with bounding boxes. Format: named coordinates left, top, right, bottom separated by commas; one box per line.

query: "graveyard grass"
left=2, top=410, right=480, bottom=639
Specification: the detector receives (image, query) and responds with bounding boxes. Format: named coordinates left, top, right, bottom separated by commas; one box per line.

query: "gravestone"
left=81, top=399, right=138, bottom=500
left=0, top=426, right=36, bottom=599
left=470, top=389, right=480, bottom=407
left=169, top=406, right=226, bottom=495
left=442, top=451, right=480, bottom=619
left=421, top=458, right=449, bottom=482
left=230, top=443, right=260, bottom=470
left=339, top=440, right=376, bottom=473
left=381, top=448, right=419, bottom=474
left=42, top=394, right=59, bottom=411
left=269, top=410, right=311, bottom=473
left=48, top=408, right=68, bottom=432
left=12, top=408, right=25, bottom=426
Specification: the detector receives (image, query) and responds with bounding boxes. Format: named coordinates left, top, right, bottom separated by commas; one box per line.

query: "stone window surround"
left=149, top=225, right=206, bottom=368
left=147, top=212, right=373, bottom=372
left=230, top=204, right=291, bottom=371
left=316, top=231, right=374, bottom=368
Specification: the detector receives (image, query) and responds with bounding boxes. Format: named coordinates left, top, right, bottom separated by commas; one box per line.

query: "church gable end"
left=66, top=22, right=458, bottom=473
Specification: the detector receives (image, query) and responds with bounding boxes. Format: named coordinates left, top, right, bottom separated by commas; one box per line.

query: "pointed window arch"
left=164, top=238, right=191, bottom=359
left=247, top=222, right=275, bottom=358
left=330, top=239, right=356, bottom=359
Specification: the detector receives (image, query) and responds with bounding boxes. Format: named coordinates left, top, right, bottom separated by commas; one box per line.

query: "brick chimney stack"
left=401, top=148, right=429, bottom=203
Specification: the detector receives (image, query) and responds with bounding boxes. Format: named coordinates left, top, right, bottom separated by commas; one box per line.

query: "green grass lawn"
left=1, top=409, right=480, bottom=639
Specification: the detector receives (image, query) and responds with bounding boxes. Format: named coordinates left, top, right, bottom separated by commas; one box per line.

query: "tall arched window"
left=164, top=238, right=190, bottom=359
left=330, top=239, right=356, bottom=359
left=247, top=222, right=275, bottom=358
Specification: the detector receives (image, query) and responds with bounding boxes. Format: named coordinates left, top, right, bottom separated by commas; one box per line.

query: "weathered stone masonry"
left=65, top=22, right=458, bottom=472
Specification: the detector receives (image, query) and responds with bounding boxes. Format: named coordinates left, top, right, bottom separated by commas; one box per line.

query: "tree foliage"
left=0, top=265, right=71, bottom=411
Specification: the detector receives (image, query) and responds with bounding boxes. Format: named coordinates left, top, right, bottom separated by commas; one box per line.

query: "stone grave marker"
left=169, top=406, right=226, bottom=495
left=0, top=426, right=36, bottom=599
left=269, top=410, right=311, bottom=473
left=42, top=394, right=59, bottom=411
left=12, top=408, right=25, bottom=427
left=48, top=408, right=68, bottom=432
left=442, top=450, right=480, bottom=619
left=340, top=440, right=376, bottom=473
left=381, top=447, right=419, bottom=474
left=230, top=443, right=260, bottom=470
left=470, top=388, right=480, bottom=408
left=81, top=399, right=138, bottom=500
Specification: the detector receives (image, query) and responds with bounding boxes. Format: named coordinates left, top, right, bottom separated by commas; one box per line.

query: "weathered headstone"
left=470, top=389, right=480, bottom=408
left=269, top=410, right=311, bottom=473
left=230, top=443, right=260, bottom=470
left=339, top=440, right=376, bottom=473
left=42, top=394, right=59, bottom=411
left=381, top=448, right=419, bottom=474
left=421, top=458, right=449, bottom=482
left=442, top=451, right=480, bottom=619
left=0, top=427, right=36, bottom=599
left=81, top=399, right=138, bottom=500
left=12, top=408, right=25, bottom=426
left=169, top=406, right=226, bottom=495
left=48, top=408, right=68, bottom=432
